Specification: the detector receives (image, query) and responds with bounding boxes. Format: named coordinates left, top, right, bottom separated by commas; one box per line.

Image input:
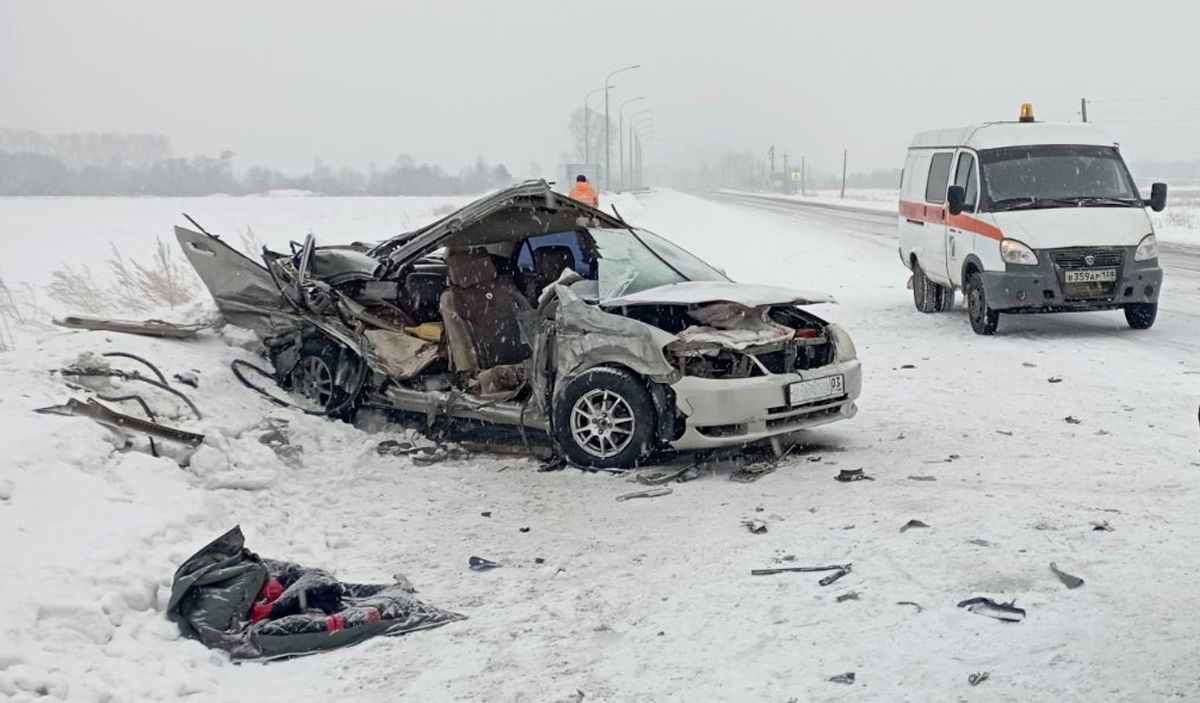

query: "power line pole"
left=767, top=145, right=775, bottom=191
left=840, top=149, right=848, bottom=199
left=800, top=155, right=806, bottom=196
left=1081, top=98, right=1089, bottom=123
left=782, top=152, right=789, bottom=194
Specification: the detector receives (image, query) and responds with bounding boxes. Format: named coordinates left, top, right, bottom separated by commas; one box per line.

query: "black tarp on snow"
left=167, top=526, right=465, bottom=661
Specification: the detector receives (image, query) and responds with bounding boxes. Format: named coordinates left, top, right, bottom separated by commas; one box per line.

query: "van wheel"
left=965, top=272, right=999, bottom=335
left=554, top=368, right=655, bottom=470
left=912, top=263, right=940, bottom=313
left=1124, top=303, right=1157, bottom=330
left=935, top=287, right=956, bottom=311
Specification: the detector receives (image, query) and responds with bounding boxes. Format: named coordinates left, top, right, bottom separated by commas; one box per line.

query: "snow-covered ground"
left=1, top=191, right=1199, bottom=702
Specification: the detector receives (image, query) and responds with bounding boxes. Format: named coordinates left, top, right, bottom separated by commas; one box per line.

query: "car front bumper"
left=667, top=359, right=862, bottom=451
left=982, top=250, right=1162, bottom=312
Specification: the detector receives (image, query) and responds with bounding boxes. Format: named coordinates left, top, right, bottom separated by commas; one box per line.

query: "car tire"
left=912, top=262, right=939, bottom=313
left=554, top=367, right=656, bottom=470
left=965, top=272, right=999, bottom=335
left=289, top=337, right=355, bottom=416
left=1124, top=303, right=1157, bottom=330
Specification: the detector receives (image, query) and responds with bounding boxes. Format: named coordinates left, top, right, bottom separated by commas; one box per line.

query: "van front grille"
left=1051, top=249, right=1123, bottom=269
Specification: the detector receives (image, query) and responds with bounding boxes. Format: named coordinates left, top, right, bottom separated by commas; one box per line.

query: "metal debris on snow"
left=957, top=597, right=1026, bottom=623
left=468, top=556, right=501, bottom=571
left=742, top=519, right=768, bottom=534
left=835, top=468, right=874, bottom=482
left=835, top=591, right=860, bottom=603
left=1049, top=562, right=1085, bottom=589
left=907, top=475, right=937, bottom=482
left=896, top=601, right=924, bottom=613
left=968, top=671, right=990, bottom=686
left=615, top=486, right=673, bottom=502
left=1064, top=416, right=1082, bottom=424
left=1091, top=520, right=1114, bottom=532
left=900, top=519, right=930, bottom=533
left=828, top=672, right=856, bottom=684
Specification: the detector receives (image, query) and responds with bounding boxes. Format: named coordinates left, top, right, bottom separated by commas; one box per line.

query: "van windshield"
left=979, top=145, right=1141, bottom=212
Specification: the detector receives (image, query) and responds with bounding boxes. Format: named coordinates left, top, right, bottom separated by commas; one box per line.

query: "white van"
left=898, top=105, right=1166, bottom=335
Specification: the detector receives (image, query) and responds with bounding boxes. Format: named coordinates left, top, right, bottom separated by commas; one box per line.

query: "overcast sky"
left=3, top=0, right=1199, bottom=178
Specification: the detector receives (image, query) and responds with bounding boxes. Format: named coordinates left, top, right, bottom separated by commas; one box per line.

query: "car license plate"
left=1065, top=268, right=1117, bottom=283
left=788, top=375, right=845, bottom=405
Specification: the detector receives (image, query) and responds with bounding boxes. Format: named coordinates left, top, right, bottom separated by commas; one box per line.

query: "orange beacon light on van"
left=1019, top=103, right=1035, bottom=122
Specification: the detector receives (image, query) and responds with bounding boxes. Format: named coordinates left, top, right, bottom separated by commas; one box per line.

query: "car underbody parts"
left=35, top=398, right=204, bottom=447
left=54, top=315, right=208, bottom=339
left=835, top=468, right=874, bottom=482
left=1049, top=562, right=1085, bottom=589
left=615, top=487, right=673, bottom=502
left=956, top=597, right=1027, bottom=623
left=230, top=359, right=330, bottom=415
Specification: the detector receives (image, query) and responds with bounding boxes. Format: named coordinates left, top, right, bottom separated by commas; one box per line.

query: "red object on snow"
left=249, top=578, right=284, bottom=624
left=326, top=614, right=345, bottom=633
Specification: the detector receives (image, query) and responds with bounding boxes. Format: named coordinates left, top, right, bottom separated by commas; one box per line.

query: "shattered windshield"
left=980, top=145, right=1141, bottom=211
left=588, top=228, right=728, bottom=300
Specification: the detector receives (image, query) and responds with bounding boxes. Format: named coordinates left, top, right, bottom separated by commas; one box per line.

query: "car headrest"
left=446, top=250, right=497, bottom=289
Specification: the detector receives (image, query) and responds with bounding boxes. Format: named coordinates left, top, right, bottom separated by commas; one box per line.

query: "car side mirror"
left=946, top=185, right=966, bottom=216
left=1147, top=182, right=1167, bottom=212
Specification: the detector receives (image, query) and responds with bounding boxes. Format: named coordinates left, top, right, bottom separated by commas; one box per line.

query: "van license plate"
left=1065, top=268, right=1117, bottom=283
left=789, top=375, right=845, bottom=406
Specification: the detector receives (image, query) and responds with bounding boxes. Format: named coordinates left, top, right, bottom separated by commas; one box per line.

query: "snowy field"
left=1, top=190, right=1199, bottom=701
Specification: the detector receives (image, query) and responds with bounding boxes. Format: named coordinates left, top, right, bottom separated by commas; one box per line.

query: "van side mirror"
left=946, top=185, right=966, bottom=216
left=1147, top=182, right=1167, bottom=212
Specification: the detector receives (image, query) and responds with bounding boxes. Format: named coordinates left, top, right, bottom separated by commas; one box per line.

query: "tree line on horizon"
left=0, top=129, right=515, bottom=197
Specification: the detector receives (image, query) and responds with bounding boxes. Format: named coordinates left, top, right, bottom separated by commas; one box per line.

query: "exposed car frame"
left=178, top=180, right=862, bottom=468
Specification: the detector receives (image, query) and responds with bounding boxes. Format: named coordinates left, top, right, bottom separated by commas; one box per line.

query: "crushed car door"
left=175, top=226, right=300, bottom=337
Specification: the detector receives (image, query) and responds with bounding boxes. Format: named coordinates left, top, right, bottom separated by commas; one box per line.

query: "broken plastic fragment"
left=615, top=487, right=672, bottom=502
left=968, top=671, right=990, bottom=686
left=1049, top=562, right=1085, bottom=589
left=900, top=519, right=930, bottom=533
left=742, top=519, right=768, bottom=534
left=835, top=468, right=874, bottom=482
left=828, top=672, right=855, bottom=684
left=956, top=597, right=1026, bottom=622
left=468, top=556, right=501, bottom=571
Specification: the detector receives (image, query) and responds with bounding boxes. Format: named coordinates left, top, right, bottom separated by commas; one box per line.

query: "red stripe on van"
left=899, top=200, right=1004, bottom=241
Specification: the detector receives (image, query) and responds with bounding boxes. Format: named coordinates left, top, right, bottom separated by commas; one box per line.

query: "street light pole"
left=604, top=64, right=641, bottom=191
left=629, top=114, right=653, bottom=184
left=583, top=85, right=611, bottom=167
left=618, top=97, right=645, bottom=191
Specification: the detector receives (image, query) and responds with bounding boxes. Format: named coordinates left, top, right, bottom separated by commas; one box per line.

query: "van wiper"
left=1067, top=196, right=1142, bottom=207
left=991, top=197, right=1067, bottom=211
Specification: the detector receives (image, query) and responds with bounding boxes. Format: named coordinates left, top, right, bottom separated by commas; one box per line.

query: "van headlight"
left=828, top=324, right=857, bottom=362
left=1135, top=233, right=1158, bottom=261
left=1000, top=239, right=1039, bottom=265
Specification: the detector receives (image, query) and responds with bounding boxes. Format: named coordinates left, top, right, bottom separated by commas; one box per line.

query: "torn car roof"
left=601, top=281, right=836, bottom=308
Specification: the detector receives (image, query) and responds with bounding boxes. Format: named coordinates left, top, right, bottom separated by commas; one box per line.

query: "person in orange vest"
left=569, top=174, right=599, bottom=207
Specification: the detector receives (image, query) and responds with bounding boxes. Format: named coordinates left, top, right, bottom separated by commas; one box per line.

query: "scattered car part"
left=751, top=563, right=851, bottom=581
left=828, top=673, right=855, bottom=685
left=1048, top=377, right=1063, bottom=384
left=730, top=461, right=777, bottom=483
left=469, top=556, right=501, bottom=571
left=60, top=360, right=202, bottom=419
left=635, top=465, right=692, bottom=485
left=900, top=519, right=930, bottom=533
left=173, top=371, right=200, bottom=388
left=230, top=359, right=328, bottom=415
left=957, top=597, right=1026, bottom=623
left=95, top=393, right=161, bottom=457
left=615, top=486, right=673, bottom=502
left=101, top=351, right=169, bottom=385
left=968, top=539, right=993, bottom=547
left=896, top=601, right=924, bottom=613
left=54, top=315, right=207, bottom=339
left=907, top=475, right=937, bottom=482
left=1049, top=562, right=1085, bottom=589
left=836, top=591, right=860, bottom=603
left=835, top=468, right=874, bottom=482
left=1091, top=521, right=1113, bottom=532
left=742, top=519, right=768, bottom=534
left=819, top=568, right=851, bottom=586
left=35, top=398, right=204, bottom=447
left=1064, top=416, right=1082, bottom=424
left=968, top=672, right=990, bottom=686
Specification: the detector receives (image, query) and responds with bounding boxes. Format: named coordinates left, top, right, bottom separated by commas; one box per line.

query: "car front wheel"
left=965, top=272, right=999, bottom=335
left=1124, top=303, right=1157, bottom=330
left=554, top=367, right=656, bottom=470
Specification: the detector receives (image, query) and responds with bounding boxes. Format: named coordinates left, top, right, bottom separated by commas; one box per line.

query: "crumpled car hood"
left=601, top=281, right=835, bottom=308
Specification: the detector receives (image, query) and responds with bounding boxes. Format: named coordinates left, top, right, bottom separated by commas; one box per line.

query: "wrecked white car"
left=177, top=180, right=861, bottom=468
